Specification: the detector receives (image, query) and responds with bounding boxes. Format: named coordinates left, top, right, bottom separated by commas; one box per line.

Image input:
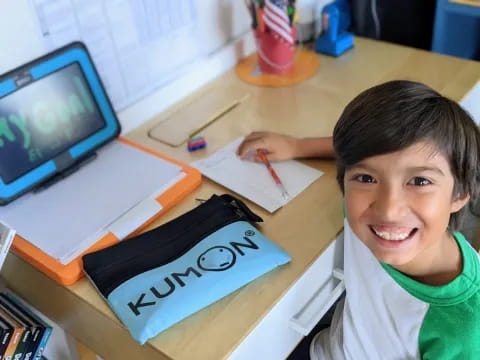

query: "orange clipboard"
left=10, top=137, right=202, bottom=286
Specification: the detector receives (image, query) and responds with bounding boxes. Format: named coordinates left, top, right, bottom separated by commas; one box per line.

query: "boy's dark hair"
left=333, top=80, right=480, bottom=230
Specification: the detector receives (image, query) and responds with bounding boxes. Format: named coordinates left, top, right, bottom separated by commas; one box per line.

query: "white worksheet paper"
left=192, top=138, right=324, bottom=213
left=0, top=141, right=181, bottom=264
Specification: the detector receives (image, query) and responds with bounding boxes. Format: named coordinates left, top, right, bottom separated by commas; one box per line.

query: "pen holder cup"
left=255, top=28, right=296, bottom=75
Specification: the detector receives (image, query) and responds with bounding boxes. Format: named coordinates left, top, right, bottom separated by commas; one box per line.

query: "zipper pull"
left=220, top=194, right=263, bottom=223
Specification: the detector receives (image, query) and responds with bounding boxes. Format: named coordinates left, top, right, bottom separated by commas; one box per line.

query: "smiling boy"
left=237, top=80, right=480, bottom=359
left=343, top=141, right=465, bottom=284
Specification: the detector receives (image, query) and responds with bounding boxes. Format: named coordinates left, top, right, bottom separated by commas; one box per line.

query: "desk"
left=2, top=37, right=480, bottom=360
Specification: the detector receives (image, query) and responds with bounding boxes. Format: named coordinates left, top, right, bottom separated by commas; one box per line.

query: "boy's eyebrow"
left=407, top=166, right=445, bottom=176
left=349, top=164, right=445, bottom=176
left=348, top=163, right=376, bottom=172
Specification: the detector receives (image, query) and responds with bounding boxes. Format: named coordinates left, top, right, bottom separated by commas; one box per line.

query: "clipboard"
left=11, top=137, right=201, bottom=285
left=0, top=42, right=201, bottom=285
left=148, top=87, right=249, bottom=147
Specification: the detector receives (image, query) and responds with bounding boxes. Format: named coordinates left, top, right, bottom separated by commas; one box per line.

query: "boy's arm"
left=237, top=131, right=335, bottom=162
left=294, top=137, right=335, bottom=159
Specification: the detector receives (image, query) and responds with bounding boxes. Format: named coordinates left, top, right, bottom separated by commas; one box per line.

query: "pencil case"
left=82, top=194, right=291, bottom=344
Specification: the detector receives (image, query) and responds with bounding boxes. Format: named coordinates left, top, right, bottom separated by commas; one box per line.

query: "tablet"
left=0, top=42, right=120, bottom=205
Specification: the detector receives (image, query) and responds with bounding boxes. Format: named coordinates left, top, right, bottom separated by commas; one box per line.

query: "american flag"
left=263, top=0, right=294, bottom=44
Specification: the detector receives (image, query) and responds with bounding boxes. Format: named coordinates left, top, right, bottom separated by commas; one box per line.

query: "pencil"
left=187, top=94, right=249, bottom=140
left=256, top=149, right=290, bottom=200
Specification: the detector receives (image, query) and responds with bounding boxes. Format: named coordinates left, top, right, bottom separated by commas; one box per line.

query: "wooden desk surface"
left=3, top=38, right=480, bottom=360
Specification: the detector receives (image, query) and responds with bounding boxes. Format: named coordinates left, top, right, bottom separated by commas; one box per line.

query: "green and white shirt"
left=311, top=220, right=480, bottom=359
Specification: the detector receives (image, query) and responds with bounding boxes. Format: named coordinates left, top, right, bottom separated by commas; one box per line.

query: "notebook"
left=2, top=137, right=201, bottom=285
left=1, top=140, right=184, bottom=265
left=192, top=137, right=323, bottom=212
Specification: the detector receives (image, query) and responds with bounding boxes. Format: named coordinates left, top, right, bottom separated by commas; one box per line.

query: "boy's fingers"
left=241, top=132, right=271, bottom=147
left=236, top=141, right=250, bottom=155
left=237, top=138, right=268, bottom=156
left=241, top=154, right=270, bottom=163
left=252, top=153, right=278, bottom=162
left=264, top=153, right=279, bottom=162
left=247, top=154, right=262, bottom=162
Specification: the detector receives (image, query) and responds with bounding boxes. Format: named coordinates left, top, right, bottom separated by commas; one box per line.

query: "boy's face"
left=344, top=140, right=469, bottom=274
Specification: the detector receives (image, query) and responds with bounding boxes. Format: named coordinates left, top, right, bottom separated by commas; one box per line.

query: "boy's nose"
left=371, top=186, right=407, bottom=219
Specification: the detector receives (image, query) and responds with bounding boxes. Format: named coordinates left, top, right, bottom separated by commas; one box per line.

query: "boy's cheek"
left=344, top=190, right=370, bottom=217
left=411, top=195, right=454, bottom=224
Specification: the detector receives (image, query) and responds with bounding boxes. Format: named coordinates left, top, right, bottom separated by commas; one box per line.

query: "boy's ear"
left=451, top=193, right=470, bottom=213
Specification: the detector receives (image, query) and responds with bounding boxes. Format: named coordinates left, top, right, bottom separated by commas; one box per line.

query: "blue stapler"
left=315, top=0, right=354, bottom=56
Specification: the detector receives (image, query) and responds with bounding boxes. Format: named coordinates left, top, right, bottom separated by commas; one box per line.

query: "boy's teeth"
left=372, top=228, right=411, bottom=241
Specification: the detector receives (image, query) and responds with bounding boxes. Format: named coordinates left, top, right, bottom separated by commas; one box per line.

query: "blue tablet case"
left=0, top=42, right=120, bottom=205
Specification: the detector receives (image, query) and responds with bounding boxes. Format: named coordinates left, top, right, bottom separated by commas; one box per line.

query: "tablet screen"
left=0, top=62, right=105, bottom=184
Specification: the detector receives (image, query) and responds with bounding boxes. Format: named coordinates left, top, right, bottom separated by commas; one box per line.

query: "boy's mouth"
left=369, top=225, right=418, bottom=246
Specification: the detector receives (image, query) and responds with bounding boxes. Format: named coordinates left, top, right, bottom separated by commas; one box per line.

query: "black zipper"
left=98, top=205, right=239, bottom=269
left=84, top=194, right=263, bottom=296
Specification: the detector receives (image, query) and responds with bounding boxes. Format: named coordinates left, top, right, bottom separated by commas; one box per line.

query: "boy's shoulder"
left=455, top=232, right=480, bottom=261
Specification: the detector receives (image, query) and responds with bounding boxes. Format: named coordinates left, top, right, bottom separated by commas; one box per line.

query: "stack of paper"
left=192, top=137, right=323, bottom=213
left=0, top=141, right=183, bottom=265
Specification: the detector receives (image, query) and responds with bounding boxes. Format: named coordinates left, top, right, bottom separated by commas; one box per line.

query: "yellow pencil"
left=188, top=94, right=250, bottom=139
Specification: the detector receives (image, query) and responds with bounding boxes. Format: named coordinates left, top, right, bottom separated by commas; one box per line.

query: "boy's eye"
left=408, top=177, right=432, bottom=186
left=354, top=174, right=376, bottom=183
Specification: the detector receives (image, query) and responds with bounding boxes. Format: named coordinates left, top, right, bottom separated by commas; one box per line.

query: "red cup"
left=255, top=28, right=296, bottom=74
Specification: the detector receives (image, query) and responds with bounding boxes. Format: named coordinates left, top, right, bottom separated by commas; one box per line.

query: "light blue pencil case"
left=83, top=194, right=291, bottom=344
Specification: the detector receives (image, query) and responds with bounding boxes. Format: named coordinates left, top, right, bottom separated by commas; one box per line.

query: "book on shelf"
left=0, top=298, right=34, bottom=360
left=0, top=292, right=53, bottom=360
left=0, top=317, right=13, bottom=359
left=0, top=306, right=27, bottom=360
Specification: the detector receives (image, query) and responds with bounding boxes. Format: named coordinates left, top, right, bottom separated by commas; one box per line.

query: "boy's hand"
left=236, top=131, right=298, bottom=162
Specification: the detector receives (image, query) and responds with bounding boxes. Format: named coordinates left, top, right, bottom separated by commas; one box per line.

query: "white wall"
left=0, top=1, right=46, bottom=74
left=0, top=0, right=255, bottom=133
left=197, top=0, right=252, bottom=55
left=121, top=0, right=255, bottom=133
